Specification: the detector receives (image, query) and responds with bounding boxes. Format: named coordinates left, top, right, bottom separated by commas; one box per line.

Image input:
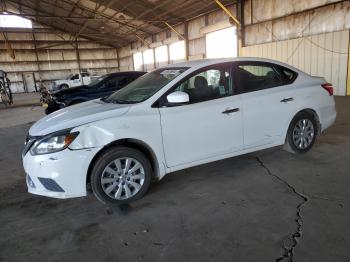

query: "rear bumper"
left=321, top=111, right=336, bottom=133
left=319, top=97, right=337, bottom=133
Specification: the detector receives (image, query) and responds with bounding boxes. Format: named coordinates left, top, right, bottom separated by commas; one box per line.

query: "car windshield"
left=87, top=75, right=109, bottom=87
left=105, top=68, right=188, bottom=104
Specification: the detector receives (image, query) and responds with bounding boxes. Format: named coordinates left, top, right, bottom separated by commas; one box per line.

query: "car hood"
left=51, top=85, right=89, bottom=96
left=29, top=99, right=130, bottom=136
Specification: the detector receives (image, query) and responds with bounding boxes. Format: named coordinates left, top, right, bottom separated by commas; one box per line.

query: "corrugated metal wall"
left=0, top=24, right=119, bottom=93
left=242, top=30, right=350, bottom=95
left=115, top=1, right=349, bottom=95
left=117, top=6, right=237, bottom=70
left=3, top=1, right=350, bottom=96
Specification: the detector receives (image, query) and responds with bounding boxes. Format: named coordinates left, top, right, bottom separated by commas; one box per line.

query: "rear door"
left=233, top=61, right=298, bottom=148
left=158, top=63, right=244, bottom=167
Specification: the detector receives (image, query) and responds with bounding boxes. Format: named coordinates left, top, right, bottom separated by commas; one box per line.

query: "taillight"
left=321, top=83, right=333, bottom=96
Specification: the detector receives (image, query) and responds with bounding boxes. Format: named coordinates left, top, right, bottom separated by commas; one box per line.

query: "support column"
left=75, top=38, right=82, bottom=84
left=116, top=48, right=120, bottom=71
left=347, top=30, right=350, bottom=96
left=184, top=21, right=189, bottom=61
left=236, top=0, right=244, bottom=56
left=32, top=31, right=40, bottom=92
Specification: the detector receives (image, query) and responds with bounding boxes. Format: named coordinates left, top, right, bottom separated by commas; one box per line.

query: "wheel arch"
left=284, top=108, right=321, bottom=142
left=295, top=108, right=321, bottom=134
left=86, top=138, right=160, bottom=186
left=59, top=83, right=69, bottom=89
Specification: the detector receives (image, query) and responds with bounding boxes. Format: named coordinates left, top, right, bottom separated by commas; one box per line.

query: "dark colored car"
left=45, top=71, right=146, bottom=114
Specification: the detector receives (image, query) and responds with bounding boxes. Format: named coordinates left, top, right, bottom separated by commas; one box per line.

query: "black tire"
left=285, top=112, right=318, bottom=154
left=91, top=146, right=152, bottom=205
left=59, top=84, right=69, bottom=90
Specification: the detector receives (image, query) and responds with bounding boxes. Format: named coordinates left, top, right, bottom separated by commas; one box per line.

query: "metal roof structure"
left=3, top=0, right=235, bottom=48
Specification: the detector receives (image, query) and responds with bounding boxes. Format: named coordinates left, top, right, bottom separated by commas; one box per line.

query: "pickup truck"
left=51, top=72, right=99, bottom=91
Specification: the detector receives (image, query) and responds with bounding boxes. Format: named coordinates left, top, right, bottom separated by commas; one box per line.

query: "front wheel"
left=91, top=147, right=152, bottom=205
left=285, top=112, right=317, bottom=154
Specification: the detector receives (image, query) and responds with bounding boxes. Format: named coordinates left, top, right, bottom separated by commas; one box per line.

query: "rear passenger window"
left=234, top=63, right=283, bottom=94
left=278, top=66, right=297, bottom=85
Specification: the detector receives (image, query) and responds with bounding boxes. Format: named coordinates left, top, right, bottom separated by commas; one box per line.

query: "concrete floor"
left=0, top=92, right=41, bottom=109
left=0, top=97, right=349, bottom=262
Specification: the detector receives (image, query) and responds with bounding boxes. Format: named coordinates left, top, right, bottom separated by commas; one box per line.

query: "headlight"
left=30, top=130, right=79, bottom=155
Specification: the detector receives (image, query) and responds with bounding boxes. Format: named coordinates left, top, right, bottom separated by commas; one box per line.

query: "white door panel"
left=241, top=85, right=297, bottom=148
left=159, top=95, right=243, bottom=167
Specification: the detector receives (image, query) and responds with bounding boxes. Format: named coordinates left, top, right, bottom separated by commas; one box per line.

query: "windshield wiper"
left=100, top=97, right=110, bottom=103
left=113, top=99, right=133, bottom=104
left=101, top=97, right=137, bottom=104
left=111, top=99, right=139, bottom=104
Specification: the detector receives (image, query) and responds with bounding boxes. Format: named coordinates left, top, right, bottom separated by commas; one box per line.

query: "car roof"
left=105, top=71, right=146, bottom=77
left=162, top=57, right=304, bottom=74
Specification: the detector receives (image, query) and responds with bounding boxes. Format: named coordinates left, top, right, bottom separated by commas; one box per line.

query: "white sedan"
left=22, top=58, right=336, bottom=204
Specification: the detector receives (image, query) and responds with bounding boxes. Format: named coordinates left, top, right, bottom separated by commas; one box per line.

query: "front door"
left=159, top=64, right=244, bottom=167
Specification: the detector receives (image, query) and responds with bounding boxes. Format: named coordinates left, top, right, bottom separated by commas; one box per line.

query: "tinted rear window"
left=277, top=66, right=298, bottom=84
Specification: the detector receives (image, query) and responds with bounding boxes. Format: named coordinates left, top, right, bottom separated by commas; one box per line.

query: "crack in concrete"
left=255, top=157, right=308, bottom=262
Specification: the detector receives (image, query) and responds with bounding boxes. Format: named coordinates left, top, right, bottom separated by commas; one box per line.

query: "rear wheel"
left=285, top=112, right=317, bottom=153
left=91, top=147, right=152, bottom=205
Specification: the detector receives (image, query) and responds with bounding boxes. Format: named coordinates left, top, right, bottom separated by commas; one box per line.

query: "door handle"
left=280, top=97, right=294, bottom=103
left=222, top=107, right=240, bottom=114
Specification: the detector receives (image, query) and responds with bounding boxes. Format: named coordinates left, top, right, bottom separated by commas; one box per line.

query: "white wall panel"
left=242, top=30, right=349, bottom=95
left=188, top=38, right=206, bottom=57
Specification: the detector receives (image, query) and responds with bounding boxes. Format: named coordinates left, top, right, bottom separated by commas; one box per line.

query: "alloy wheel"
left=101, top=157, right=145, bottom=200
left=292, top=119, right=315, bottom=149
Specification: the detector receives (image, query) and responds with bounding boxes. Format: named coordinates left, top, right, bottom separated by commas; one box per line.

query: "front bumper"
left=23, top=147, right=101, bottom=199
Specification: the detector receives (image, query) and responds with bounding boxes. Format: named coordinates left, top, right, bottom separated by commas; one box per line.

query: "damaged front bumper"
left=22, top=146, right=101, bottom=199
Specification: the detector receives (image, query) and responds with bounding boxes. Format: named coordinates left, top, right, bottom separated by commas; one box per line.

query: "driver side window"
left=174, top=65, right=232, bottom=104
left=71, top=74, right=79, bottom=80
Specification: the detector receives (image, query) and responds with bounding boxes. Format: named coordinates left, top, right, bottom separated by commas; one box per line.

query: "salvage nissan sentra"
left=22, top=58, right=336, bottom=204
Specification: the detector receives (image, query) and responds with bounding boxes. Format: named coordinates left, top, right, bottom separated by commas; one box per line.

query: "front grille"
left=38, top=178, right=65, bottom=192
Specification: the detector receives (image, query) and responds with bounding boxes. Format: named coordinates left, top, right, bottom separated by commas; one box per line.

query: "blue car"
left=46, top=71, right=145, bottom=114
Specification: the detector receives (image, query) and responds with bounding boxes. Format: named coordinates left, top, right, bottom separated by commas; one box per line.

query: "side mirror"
left=166, top=91, right=189, bottom=104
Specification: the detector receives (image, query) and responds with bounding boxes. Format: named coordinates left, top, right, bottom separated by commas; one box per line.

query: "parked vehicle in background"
left=52, top=72, right=99, bottom=91
left=0, top=70, right=13, bottom=106
left=22, top=58, right=336, bottom=205
left=44, top=71, right=146, bottom=114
